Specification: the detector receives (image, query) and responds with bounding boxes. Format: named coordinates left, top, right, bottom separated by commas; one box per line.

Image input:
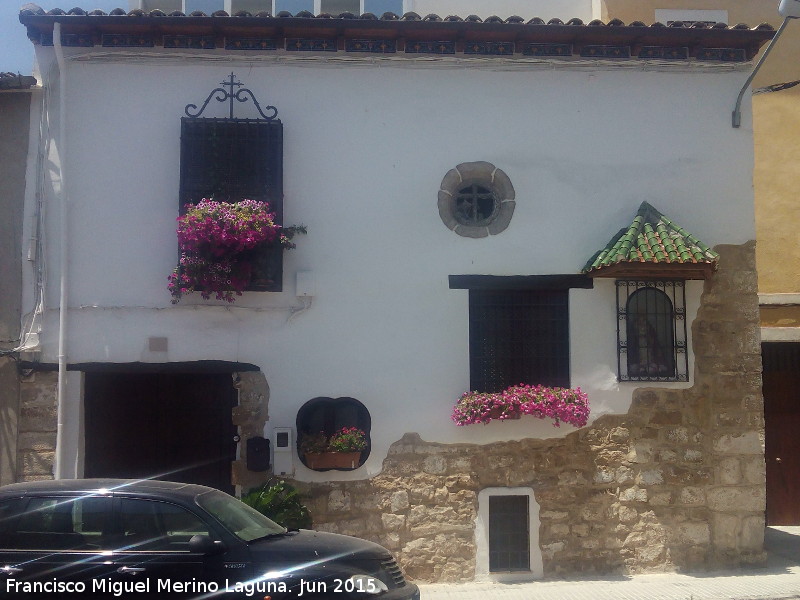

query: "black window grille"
left=617, top=280, right=688, bottom=382
left=455, top=183, right=499, bottom=226
left=489, top=495, right=530, bottom=572
left=469, top=289, right=570, bottom=392
left=179, top=118, right=284, bottom=291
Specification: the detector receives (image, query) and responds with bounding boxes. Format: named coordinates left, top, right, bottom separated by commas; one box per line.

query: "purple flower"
left=168, top=198, right=305, bottom=304
left=451, top=384, right=589, bottom=428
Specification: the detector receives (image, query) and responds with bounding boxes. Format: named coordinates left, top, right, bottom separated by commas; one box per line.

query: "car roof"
left=0, top=479, right=218, bottom=500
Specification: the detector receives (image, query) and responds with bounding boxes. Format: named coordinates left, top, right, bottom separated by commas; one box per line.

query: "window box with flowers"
left=168, top=198, right=305, bottom=303
left=299, top=427, right=368, bottom=471
left=451, top=384, right=590, bottom=428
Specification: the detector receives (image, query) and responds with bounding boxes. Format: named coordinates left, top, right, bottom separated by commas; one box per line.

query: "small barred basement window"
left=489, top=495, right=530, bottom=572
left=475, top=487, right=542, bottom=579
left=617, top=280, right=688, bottom=382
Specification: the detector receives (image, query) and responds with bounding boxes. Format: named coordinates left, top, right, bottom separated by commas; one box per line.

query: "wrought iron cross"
left=184, top=72, right=278, bottom=120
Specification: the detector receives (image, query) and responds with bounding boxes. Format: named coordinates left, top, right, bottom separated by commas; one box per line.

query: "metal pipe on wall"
left=53, top=22, right=69, bottom=480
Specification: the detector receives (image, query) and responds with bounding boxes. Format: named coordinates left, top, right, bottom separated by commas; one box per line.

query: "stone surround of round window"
left=438, top=161, right=515, bottom=238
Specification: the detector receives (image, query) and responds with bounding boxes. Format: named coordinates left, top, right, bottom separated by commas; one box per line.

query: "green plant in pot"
left=299, top=428, right=367, bottom=470
left=240, top=479, right=312, bottom=530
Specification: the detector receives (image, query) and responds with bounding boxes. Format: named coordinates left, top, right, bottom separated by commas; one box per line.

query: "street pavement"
left=416, top=526, right=800, bottom=600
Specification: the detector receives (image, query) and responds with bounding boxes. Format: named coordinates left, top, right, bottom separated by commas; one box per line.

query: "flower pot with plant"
left=451, top=384, right=590, bottom=428
left=298, top=427, right=368, bottom=470
left=168, top=198, right=305, bottom=303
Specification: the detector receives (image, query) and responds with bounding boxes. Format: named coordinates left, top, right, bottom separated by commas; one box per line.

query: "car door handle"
left=1, top=566, right=23, bottom=575
left=117, top=567, right=146, bottom=575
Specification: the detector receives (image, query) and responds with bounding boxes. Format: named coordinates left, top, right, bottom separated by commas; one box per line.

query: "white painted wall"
left=29, top=48, right=757, bottom=482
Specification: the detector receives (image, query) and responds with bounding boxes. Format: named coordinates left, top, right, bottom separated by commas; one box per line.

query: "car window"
left=117, top=499, right=215, bottom=552
left=0, top=498, right=25, bottom=537
left=9, top=496, right=109, bottom=550
left=196, top=489, right=285, bottom=542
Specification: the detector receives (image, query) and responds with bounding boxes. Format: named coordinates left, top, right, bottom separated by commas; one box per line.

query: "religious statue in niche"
left=626, top=290, right=675, bottom=377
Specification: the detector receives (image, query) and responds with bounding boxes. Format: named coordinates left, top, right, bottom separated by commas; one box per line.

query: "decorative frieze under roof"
left=18, top=5, right=774, bottom=62
left=583, top=202, right=719, bottom=280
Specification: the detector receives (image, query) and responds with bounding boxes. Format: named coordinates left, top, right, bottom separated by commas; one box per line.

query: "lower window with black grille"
left=488, top=495, right=530, bottom=572
left=617, top=280, right=688, bottom=382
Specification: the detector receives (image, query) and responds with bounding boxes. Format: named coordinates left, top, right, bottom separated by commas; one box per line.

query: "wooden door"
left=84, top=371, right=237, bottom=495
left=763, top=343, right=800, bottom=525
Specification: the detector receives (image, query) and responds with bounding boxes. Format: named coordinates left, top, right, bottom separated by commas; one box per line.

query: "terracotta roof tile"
left=18, top=4, right=774, bottom=29
left=583, top=202, right=719, bottom=279
left=17, top=5, right=775, bottom=61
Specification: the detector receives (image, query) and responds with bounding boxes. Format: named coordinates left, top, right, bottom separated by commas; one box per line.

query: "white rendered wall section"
left=30, top=50, right=756, bottom=481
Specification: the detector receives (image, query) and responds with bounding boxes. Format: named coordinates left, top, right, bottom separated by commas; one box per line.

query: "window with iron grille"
left=469, top=289, right=570, bottom=392
left=488, top=495, right=530, bottom=572
left=617, top=280, right=688, bottom=382
left=179, top=118, right=284, bottom=291
left=454, top=183, right=499, bottom=227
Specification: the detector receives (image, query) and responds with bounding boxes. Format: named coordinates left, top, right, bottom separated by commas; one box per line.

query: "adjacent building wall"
left=0, top=90, right=35, bottom=485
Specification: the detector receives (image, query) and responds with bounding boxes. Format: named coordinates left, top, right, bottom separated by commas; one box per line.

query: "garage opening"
left=83, top=369, right=239, bottom=495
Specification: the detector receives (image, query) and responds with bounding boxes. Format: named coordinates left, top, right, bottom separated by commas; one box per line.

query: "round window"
left=454, top=183, right=500, bottom=226
left=438, top=162, right=515, bottom=238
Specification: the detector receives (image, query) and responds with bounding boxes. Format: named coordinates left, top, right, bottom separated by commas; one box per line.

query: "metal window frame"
left=616, top=280, right=688, bottom=382
left=179, top=73, right=284, bottom=292
left=454, top=182, right=500, bottom=227
left=468, top=288, right=570, bottom=392
left=488, top=494, right=531, bottom=573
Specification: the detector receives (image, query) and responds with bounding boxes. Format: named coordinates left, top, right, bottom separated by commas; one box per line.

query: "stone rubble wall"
left=289, top=242, right=765, bottom=582
left=232, top=371, right=271, bottom=490
left=16, top=370, right=58, bottom=482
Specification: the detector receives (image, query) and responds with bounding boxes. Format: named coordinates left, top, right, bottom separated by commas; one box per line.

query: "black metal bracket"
left=185, top=72, right=278, bottom=120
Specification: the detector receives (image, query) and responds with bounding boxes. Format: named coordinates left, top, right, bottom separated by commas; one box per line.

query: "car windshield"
left=196, top=490, right=286, bottom=542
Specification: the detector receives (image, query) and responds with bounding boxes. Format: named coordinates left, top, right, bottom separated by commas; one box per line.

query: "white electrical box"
left=272, top=427, right=295, bottom=476
left=296, top=271, right=316, bottom=297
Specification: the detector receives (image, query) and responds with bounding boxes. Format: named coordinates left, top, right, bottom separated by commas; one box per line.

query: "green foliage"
left=240, top=479, right=312, bottom=530
left=327, top=427, right=368, bottom=452
left=298, top=432, right=328, bottom=454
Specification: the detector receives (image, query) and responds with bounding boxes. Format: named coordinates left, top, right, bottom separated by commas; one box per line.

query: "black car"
left=0, top=479, right=420, bottom=599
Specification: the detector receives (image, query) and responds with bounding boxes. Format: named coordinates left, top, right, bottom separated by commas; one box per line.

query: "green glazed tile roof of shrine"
left=583, top=202, right=719, bottom=278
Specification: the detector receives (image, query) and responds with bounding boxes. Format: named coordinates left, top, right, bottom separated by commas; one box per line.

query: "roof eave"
left=17, top=12, right=775, bottom=58
left=586, top=262, right=717, bottom=280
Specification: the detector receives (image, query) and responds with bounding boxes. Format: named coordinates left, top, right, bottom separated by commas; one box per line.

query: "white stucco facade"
left=24, top=45, right=757, bottom=482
